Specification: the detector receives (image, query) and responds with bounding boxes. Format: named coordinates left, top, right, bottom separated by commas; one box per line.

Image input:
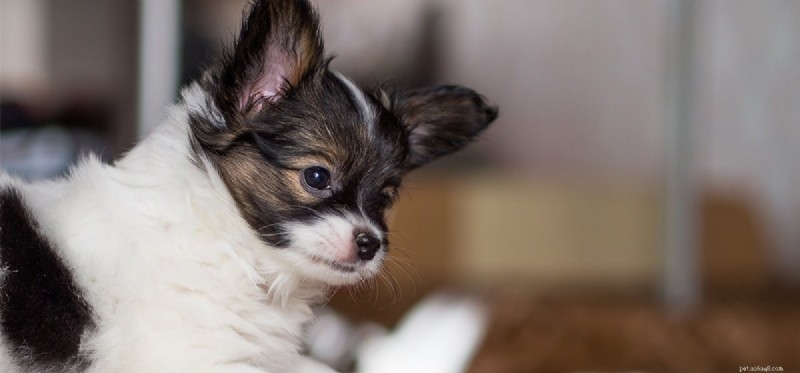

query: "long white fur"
left=0, top=84, right=369, bottom=373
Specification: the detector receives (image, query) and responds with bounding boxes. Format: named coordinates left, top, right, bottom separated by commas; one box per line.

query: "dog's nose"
left=355, top=232, right=381, bottom=261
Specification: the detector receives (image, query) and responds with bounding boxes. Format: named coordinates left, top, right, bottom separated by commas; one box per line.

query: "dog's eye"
left=303, top=167, right=331, bottom=190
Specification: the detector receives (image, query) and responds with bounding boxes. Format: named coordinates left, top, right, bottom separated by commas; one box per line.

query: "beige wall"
left=698, top=0, right=800, bottom=277
left=438, top=0, right=665, bottom=182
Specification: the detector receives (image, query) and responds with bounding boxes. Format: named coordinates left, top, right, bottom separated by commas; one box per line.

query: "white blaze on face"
left=334, top=71, right=376, bottom=135
left=281, top=212, right=384, bottom=285
left=290, top=214, right=357, bottom=263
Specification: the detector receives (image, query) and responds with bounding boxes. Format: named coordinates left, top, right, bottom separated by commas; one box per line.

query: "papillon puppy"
left=0, top=0, right=496, bottom=371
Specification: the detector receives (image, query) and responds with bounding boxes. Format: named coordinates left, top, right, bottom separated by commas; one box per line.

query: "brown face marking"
left=194, top=69, right=409, bottom=247
left=281, top=156, right=333, bottom=205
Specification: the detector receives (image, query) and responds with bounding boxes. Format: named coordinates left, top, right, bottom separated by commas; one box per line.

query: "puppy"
left=0, top=0, right=496, bottom=372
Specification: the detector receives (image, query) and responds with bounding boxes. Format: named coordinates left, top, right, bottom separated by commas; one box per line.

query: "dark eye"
left=303, top=167, right=331, bottom=190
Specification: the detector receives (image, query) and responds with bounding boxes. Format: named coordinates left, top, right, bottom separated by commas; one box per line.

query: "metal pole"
left=137, top=0, right=181, bottom=138
left=663, top=0, right=701, bottom=314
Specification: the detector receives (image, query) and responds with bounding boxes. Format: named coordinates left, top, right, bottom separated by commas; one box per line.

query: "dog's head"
left=189, top=0, right=497, bottom=285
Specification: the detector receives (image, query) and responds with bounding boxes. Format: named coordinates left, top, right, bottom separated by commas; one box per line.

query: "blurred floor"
left=469, top=295, right=800, bottom=373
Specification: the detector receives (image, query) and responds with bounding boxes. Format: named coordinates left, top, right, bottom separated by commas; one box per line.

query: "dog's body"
left=0, top=1, right=496, bottom=372
left=1, top=90, right=326, bottom=372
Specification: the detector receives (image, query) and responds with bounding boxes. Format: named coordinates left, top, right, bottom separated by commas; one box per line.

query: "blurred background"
left=1, top=0, right=799, bottom=372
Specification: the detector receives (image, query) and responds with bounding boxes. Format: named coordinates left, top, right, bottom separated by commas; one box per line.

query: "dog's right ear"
left=211, top=0, right=324, bottom=122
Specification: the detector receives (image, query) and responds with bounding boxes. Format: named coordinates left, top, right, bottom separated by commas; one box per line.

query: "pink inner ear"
left=238, top=51, right=293, bottom=111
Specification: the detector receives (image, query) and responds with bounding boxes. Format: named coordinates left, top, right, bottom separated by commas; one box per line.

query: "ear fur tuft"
left=213, top=0, right=325, bottom=120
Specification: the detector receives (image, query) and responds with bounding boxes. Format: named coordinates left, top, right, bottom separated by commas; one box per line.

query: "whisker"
left=376, top=271, right=393, bottom=304
left=385, top=255, right=419, bottom=296
left=382, top=269, right=400, bottom=304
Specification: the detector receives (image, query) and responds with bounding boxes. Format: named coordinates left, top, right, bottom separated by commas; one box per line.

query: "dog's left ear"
left=389, top=85, right=498, bottom=169
left=213, top=0, right=324, bottom=120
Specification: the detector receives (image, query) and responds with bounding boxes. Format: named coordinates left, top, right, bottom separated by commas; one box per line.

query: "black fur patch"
left=392, top=85, right=499, bottom=169
left=0, top=188, right=93, bottom=369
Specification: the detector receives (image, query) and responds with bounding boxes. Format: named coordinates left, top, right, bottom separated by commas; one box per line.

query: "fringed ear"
left=213, top=0, right=324, bottom=119
left=391, top=85, right=498, bottom=169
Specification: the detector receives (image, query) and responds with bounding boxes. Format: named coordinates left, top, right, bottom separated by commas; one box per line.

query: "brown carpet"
left=468, top=296, right=800, bottom=373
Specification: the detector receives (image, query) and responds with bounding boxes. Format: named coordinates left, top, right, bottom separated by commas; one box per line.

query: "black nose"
left=355, top=232, right=381, bottom=261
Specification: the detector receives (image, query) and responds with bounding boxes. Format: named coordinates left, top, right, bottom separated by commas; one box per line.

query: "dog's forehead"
left=276, top=72, right=407, bottom=173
